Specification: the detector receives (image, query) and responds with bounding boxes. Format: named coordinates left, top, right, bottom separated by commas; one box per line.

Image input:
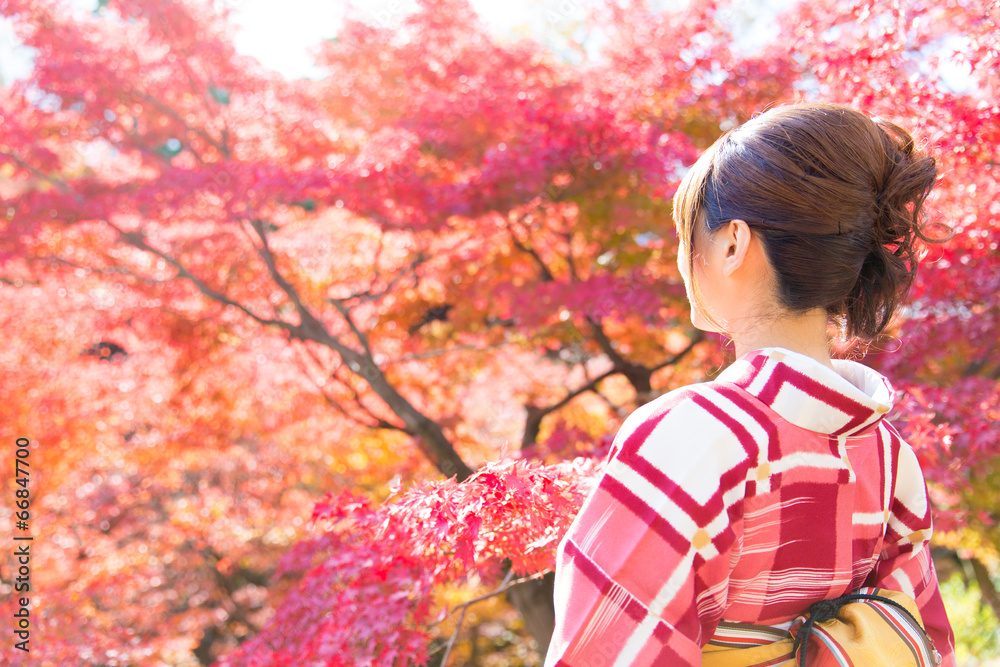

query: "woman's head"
left=672, top=102, right=943, bottom=340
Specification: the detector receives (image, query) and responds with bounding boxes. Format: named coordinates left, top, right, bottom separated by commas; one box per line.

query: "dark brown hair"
left=673, top=102, right=948, bottom=340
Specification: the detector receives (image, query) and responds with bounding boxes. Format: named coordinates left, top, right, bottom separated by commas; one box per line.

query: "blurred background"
left=1, top=0, right=998, bottom=665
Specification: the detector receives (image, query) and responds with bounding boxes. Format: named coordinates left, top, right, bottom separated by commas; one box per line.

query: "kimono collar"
left=714, top=347, right=895, bottom=437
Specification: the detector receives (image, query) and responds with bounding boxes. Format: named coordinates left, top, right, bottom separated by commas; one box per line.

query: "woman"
left=544, top=103, right=957, bottom=666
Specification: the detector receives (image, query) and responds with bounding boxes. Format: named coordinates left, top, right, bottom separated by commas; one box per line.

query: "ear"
left=721, top=219, right=753, bottom=277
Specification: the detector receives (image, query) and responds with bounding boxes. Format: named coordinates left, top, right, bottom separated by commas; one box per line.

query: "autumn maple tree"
left=0, top=0, right=997, bottom=664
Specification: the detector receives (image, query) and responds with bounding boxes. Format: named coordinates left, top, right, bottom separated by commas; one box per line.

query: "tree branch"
left=296, top=343, right=406, bottom=432
left=246, top=218, right=315, bottom=325
left=42, top=254, right=171, bottom=285
left=327, top=297, right=373, bottom=357
left=350, top=250, right=427, bottom=304
left=0, top=150, right=85, bottom=205
left=522, top=332, right=702, bottom=448
left=134, top=90, right=226, bottom=160
left=389, top=341, right=514, bottom=364
left=585, top=314, right=629, bottom=369
left=11, top=129, right=469, bottom=481
left=104, top=219, right=297, bottom=333
left=523, top=366, right=618, bottom=448
left=650, top=332, right=704, bottom=373
left=438, top=570, right=549, bottom=666
left=506, top=215, right=555, bottom=282
left=559, top=208, right=580, bottom=282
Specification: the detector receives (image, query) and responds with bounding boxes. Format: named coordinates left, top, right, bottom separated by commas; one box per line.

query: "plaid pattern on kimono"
left=545, top=347, right=956, bottom=667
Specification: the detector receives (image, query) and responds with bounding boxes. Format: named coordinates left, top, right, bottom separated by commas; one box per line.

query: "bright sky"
left=0, top=0, right=970, bottom=90
left=229, top=0, right=592, bottom=78
left=0, top=0, right=603, bottom=83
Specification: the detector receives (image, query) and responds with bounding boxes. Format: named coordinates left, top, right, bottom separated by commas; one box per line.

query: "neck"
left=729, top=309, right=835, bottom=371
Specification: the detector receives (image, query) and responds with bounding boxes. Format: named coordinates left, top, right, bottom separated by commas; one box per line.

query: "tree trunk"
left=295, top=314, right=475, bottom=481
left=506, top=571, right=556, bottom=659
left=971, top=557, right=1000, bottom=623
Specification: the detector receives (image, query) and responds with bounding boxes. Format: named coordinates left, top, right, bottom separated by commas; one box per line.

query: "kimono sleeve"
left=864, top=442, right=957, bottom=666
left=544, top=386, right=758, bottom=667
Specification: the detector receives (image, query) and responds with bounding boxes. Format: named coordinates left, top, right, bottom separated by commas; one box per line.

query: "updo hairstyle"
left=672, top=102, right=947, bottom=340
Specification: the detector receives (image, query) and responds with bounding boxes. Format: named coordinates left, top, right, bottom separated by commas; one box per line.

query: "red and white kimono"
left=545, top=347, right=956, bottom=666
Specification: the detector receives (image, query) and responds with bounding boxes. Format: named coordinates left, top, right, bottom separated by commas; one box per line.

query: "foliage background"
left=0, top=0, right=998, bottom=664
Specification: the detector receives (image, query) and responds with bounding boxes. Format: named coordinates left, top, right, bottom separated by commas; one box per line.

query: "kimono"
left=545, top=347, right=956, bottom=666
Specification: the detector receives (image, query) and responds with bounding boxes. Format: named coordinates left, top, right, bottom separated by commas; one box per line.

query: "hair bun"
left=846, top=118, right=943, bottom=338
